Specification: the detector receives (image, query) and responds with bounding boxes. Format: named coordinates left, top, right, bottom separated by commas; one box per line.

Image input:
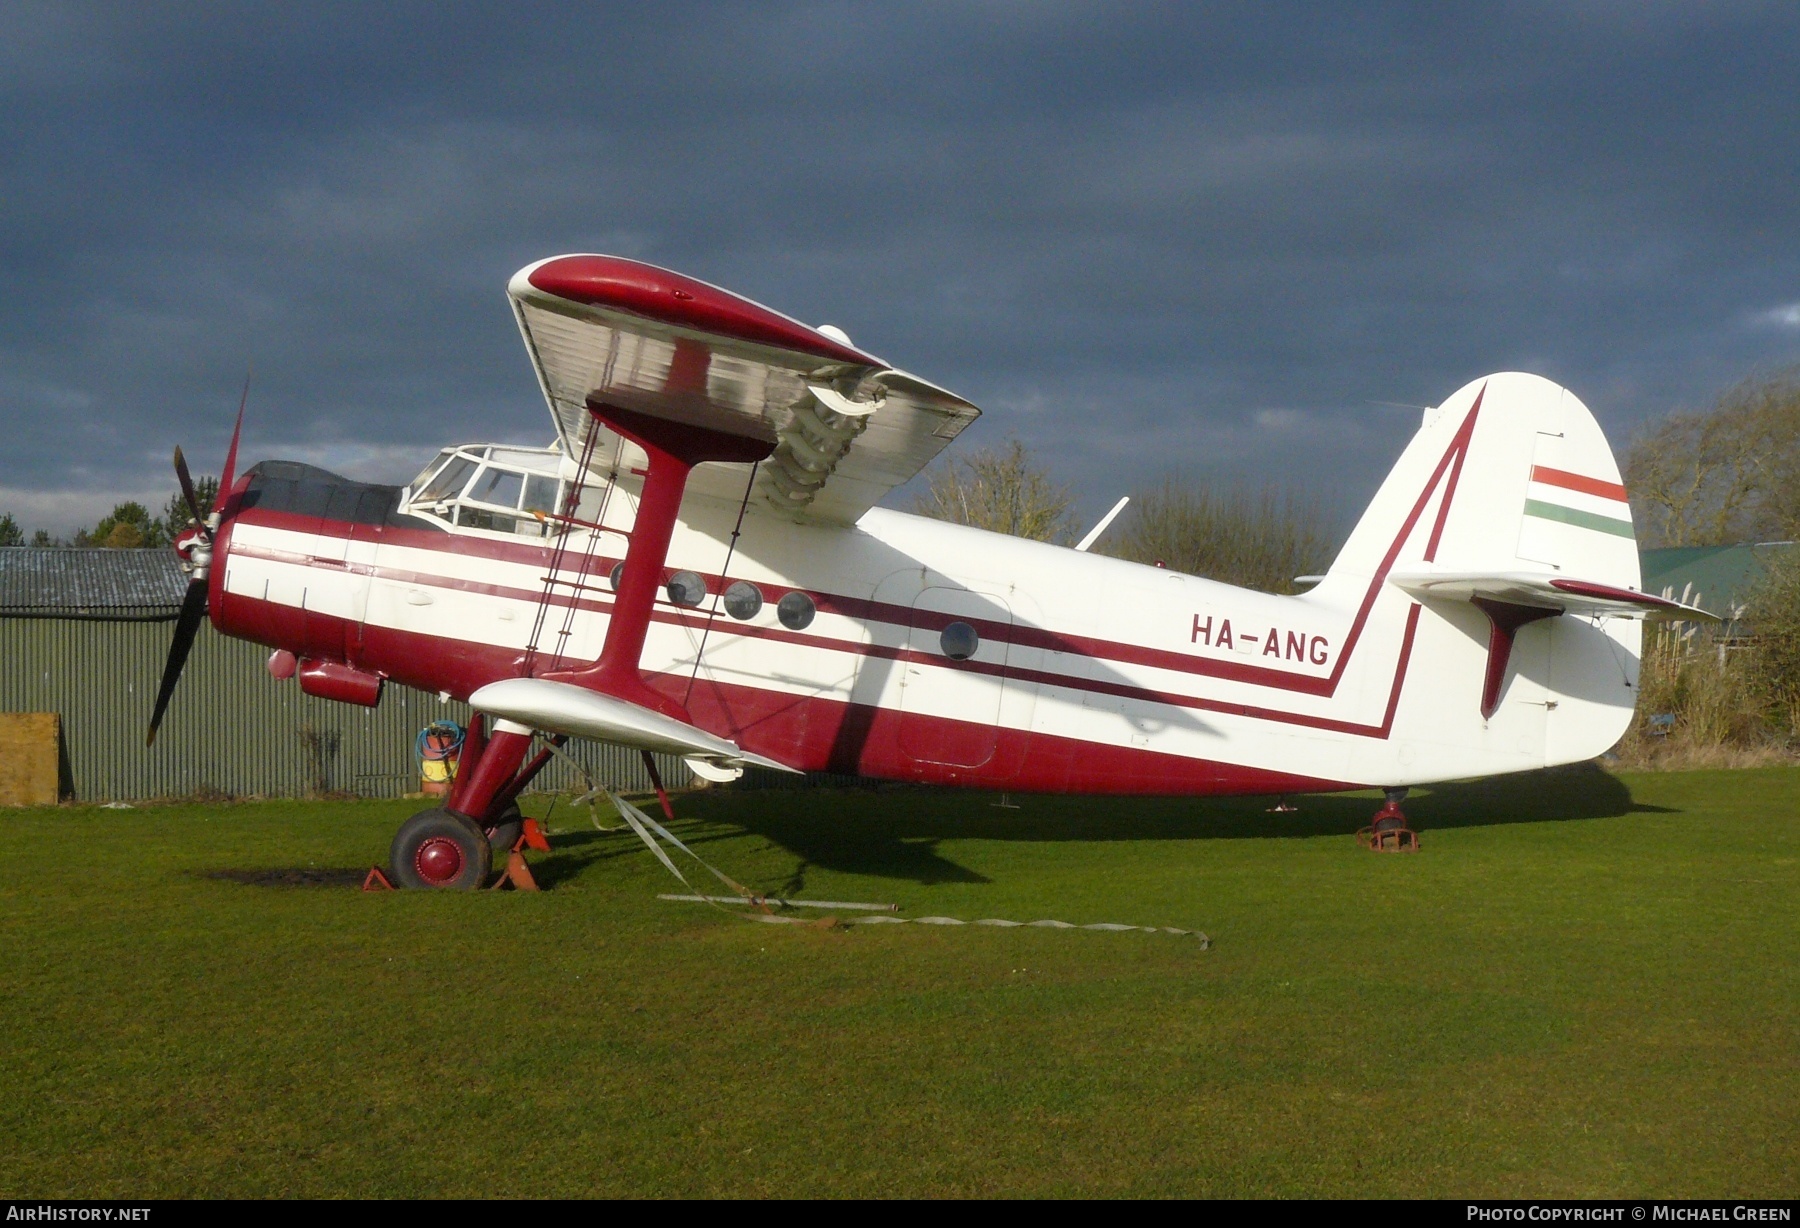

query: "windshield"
left=419, top=456, right=477, bottom=502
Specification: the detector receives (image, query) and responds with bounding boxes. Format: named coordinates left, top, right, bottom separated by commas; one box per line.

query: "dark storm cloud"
left=3, top=1, right=1799, bottom=534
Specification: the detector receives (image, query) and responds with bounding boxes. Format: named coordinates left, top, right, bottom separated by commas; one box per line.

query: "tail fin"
left=1322, top=372, right=1638, bottom=592
left=1317, top=373, right=1643, bottom=779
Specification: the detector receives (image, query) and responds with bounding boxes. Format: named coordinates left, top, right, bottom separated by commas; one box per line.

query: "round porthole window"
left=777, top=590, right=816, bottom=630
left=609, top=562, right=625, bottom=592
left=940, top=621, right=979, bottom=661
left=723, top=580, right=763, bottom=620
left=666, top=570, right=707, bottom=608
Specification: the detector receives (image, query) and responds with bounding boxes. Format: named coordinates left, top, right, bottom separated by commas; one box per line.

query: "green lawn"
left=1, top=767, right=1795, bottom=1197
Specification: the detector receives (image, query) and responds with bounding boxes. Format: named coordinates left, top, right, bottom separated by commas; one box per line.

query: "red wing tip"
left=519, top=254, right=880, bottom=367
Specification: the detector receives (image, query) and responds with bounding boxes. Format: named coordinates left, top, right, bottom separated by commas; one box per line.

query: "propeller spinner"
left=147, top=379, right=248, bottom=746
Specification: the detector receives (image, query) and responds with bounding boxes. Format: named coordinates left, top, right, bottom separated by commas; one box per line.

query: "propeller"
left=146, top=576, right=209, bottom=746
left=148, top=377, right=249, bottom=746
left=173, top=445, right=207, bottom=539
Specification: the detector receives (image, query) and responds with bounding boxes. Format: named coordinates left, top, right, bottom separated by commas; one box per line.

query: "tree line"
left=1618, top=369, right=1800, bottom=766
left=0, top=478, right=217, bottom=550
left=911, top=437, right=1334, bottom=593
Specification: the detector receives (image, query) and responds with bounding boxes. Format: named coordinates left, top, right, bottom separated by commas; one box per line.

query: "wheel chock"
left=489, top=850, right=540, bottom=891
left=362, top=866, right=396, bottom=891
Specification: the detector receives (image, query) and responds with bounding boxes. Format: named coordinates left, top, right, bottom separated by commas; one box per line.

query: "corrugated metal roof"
left=1640, top=542, right=1795, bottom=623
left=0, top=548, right=187, bottom=619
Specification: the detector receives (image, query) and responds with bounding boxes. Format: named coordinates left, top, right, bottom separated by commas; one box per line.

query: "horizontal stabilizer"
left=1388, top=567, right=1718, bottom=621
left=469, top=677, right=801, bottom=774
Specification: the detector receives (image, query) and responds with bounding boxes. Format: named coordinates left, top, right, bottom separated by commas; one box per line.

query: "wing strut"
left=543, top=402, right=773, bottom=721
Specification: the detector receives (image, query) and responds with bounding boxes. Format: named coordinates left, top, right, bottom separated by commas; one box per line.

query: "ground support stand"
left=1356, top=787, right=1420, bottom=853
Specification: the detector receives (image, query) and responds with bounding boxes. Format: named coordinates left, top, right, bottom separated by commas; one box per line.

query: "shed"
left=1638, top=542, right=1795, bottom=630
left=0, top=547, right=673, bottom=802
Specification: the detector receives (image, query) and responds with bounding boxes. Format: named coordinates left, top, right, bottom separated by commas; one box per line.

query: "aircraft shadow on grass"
left=529, top=761, right=1678, bottom=891
left=202, top=764, right=1675, bottom=892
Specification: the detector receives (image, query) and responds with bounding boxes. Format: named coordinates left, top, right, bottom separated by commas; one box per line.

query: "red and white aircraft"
left=150, top=254, right=1707, bottom=887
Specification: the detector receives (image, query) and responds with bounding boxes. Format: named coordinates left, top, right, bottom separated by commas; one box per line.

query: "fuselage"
left=206, top=437, right=1633, bottom=797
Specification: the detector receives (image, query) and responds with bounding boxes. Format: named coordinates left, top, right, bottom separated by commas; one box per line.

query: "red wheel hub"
left=414, top=835, right=465, bottom=885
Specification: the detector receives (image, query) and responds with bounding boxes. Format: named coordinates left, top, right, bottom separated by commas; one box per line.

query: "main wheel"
left=390, top=808, right=492, bottom=890
left=483, top=803, right=523, bottom=854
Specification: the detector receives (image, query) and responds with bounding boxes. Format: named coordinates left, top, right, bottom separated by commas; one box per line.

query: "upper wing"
left=508, top=254, right=980, bottom=524
left=1387, top=566, right=1719, bottom=621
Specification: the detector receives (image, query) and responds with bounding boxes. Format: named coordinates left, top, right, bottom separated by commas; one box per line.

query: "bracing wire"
left=684, top=461, right=760, bottom=706
left=524, top=419, right=603, bottom=676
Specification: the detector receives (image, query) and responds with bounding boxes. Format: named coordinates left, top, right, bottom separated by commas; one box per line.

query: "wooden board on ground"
left=0, top=713, right=63, bottom=806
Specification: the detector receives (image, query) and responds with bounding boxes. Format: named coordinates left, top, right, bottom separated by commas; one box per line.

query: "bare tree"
left=912, top=439, right=1075, bottom=543
left=1626, top=370, right=1800, bottom=547
left=1103, top=480, right=1334, bottom=595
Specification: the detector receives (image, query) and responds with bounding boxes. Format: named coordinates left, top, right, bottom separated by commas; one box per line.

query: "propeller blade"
left=216, top=372, right=249, bottom=509
left=172, top=446, right=208, bottom=537
left=147, top=578, right=209, bottom=747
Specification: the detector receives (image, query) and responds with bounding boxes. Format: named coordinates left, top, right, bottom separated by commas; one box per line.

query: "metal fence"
left=0, top=616, right=683, bottom=802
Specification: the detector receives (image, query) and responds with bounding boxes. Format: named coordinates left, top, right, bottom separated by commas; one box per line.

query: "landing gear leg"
left=382, top=718, right=560, bottom=890
left=1357, top=786, right=1419, bottom=852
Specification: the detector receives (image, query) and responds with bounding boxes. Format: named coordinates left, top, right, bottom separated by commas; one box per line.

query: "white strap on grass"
left=659, top=893, right=899, bottom=912
left=750, top=910, right=1209, bottom=945
left=607, top=789, right=760, bottom=905
left=615, top=798, right=1211, bottom=946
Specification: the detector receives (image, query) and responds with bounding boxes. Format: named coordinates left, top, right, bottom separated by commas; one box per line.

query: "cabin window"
left=723, top=581, right=762, bottom=619
left=777, top=591, right=816, bottom=630
left=940, top=621, right=979, bottom=661
left=609, top=562, right=625, bottom=592
left=667, top=571, right=707, bottom=608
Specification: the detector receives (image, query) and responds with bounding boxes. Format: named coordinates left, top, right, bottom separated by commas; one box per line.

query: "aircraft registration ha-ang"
left=148, top=254, right=1712, bottom=887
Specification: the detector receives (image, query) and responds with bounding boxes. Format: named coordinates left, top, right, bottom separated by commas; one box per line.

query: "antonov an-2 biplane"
left=149, top=254, right=1708, bottom=887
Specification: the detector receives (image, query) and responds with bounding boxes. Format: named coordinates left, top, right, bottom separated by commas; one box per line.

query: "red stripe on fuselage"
left=244, top=604, right=1357, bottom=794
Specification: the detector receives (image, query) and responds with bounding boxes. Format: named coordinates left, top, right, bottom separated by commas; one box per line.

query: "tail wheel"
left=390, top=809, right=492, bottom=890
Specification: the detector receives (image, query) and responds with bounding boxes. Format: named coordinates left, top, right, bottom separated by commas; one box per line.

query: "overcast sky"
left=4, top=1, right=1798, bottom=538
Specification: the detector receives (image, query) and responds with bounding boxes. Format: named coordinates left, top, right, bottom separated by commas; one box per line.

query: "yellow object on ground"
left=0, top=712, right=63, bottom=806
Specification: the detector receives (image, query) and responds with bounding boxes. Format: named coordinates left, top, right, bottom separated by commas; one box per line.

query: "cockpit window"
left=467, top=466, right=523, bottom=509
left=419, top=456, right=476, bottom=502
left=523, top=474, right=561, bottom=517
left=401, top=442, right=571, bottom=539
left=410, top=450, right=456, bottom=494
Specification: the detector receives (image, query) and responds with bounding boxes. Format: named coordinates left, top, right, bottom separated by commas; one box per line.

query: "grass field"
left=1, top=767, right=1796, bottom=1197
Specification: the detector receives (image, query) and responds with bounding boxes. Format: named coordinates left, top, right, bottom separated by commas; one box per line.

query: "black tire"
left=483, top=803, right=523, bottom=854
left=390, top=808, right=492, bottom=890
